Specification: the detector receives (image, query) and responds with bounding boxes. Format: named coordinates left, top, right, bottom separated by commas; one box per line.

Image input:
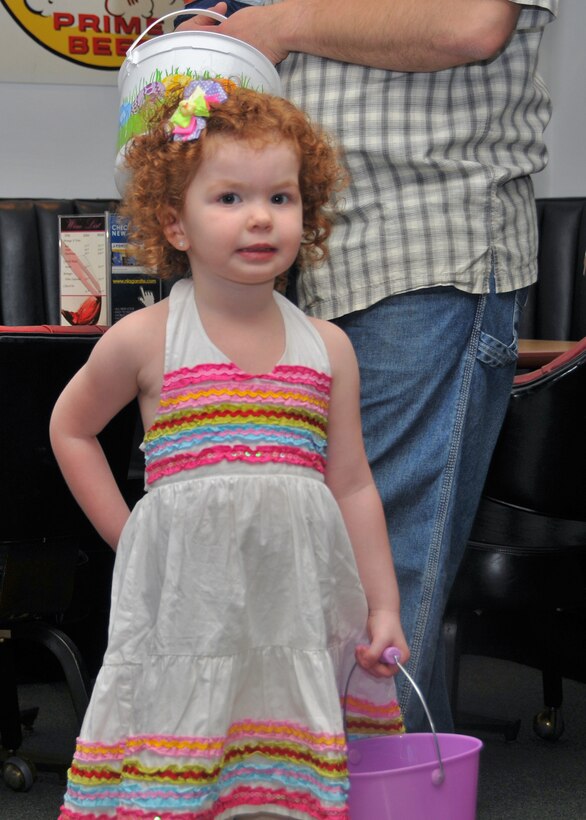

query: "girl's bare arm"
left=315, top=319, right=409, bottom=673
left=49, top=306, right=163, bottom=549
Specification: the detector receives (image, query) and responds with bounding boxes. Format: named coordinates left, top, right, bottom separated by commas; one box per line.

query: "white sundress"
left=59, top=278, right=403, bottom=820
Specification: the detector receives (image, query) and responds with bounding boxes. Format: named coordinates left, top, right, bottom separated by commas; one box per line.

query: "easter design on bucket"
left=118, top=66, right=255, bottom=153
left=115, top=10, right=281, bottom=191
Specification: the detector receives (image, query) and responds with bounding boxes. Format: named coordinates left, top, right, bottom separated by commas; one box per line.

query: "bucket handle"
left=344, top=647, right=446, bottom=787
left=125, top=9, right=228, bottom=64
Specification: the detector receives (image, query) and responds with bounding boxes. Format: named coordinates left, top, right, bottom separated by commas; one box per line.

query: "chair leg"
left=9, top=621, right=91, bottom=726
left=533, top=610, right=565, bottom=741
left=542, top=661, right=563, bottom=708
left=0, top=633, right=23, bottom=752
left=443, top=609, right=462, bottom=719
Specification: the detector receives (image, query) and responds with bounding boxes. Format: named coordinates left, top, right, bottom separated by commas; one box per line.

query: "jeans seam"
left=399, top=291, right=488, bottom=717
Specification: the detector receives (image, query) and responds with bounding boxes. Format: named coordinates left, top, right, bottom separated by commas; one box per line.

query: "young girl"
left=51, top=84, right=408, bottom=820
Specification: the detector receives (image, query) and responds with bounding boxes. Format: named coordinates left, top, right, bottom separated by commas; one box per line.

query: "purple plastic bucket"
left=347, top=732, right=483, bottom=820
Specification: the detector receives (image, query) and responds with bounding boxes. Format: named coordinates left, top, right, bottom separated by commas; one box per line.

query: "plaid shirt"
left=259, top=0, right=558, bottom=319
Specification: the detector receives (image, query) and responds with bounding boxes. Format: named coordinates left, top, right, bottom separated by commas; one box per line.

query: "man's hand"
left=175, top=2, right=289, bottom=66
left=175, top=2, right=229, bottom=29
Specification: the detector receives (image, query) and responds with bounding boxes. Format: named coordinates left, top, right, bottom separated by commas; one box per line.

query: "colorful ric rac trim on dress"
left=342, top=694, right=404, bottom=741
left=143, top=363, right=331, bottom=485
left=59, top=720, right=350, bottom=819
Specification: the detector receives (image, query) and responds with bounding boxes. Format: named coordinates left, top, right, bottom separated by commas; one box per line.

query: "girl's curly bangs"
left=120, top=87, right=347, bottom=280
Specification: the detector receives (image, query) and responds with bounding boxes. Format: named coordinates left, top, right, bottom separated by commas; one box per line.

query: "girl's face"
left=170, top=137, right=303, bottom=289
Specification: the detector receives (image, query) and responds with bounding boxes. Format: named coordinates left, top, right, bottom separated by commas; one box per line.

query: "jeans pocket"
left=476, top=286, right=529, bottom=368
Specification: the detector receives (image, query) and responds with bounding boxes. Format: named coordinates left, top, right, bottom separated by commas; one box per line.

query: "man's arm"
left=178, top=0, right=521, bottom=71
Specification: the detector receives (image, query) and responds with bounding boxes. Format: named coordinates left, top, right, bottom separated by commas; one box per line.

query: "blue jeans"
left=335, top=281, right=527, bottom=731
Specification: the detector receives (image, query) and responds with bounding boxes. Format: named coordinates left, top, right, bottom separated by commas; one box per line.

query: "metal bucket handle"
left=126, top=9, right=228, bottom=64
left=344, top=646, right=446, bottom=786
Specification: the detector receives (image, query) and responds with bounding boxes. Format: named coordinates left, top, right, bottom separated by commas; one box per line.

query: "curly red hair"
left=120, top=87, right=346, bottom=280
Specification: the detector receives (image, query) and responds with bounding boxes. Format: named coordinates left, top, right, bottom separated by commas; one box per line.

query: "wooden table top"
left=517, top=339, right=575, bottom=368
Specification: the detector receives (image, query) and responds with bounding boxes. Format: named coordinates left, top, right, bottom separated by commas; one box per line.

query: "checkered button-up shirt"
left=263, top=0, right=558, bottom=319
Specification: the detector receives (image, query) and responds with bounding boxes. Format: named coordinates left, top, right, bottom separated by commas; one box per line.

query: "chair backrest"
left=520, top=198, right=586, bottom=341
left=0, top=326, right=137, bottom=540
left=1, top=196, right=584, bottom=333
left=483, top=337, right=586, bottom=521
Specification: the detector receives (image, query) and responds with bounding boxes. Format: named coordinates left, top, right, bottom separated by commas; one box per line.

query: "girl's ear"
left=161, top=207, right=189, bottom=251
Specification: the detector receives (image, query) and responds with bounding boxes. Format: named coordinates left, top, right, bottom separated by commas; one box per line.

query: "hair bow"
left=169, top=79, right=229, bottom=142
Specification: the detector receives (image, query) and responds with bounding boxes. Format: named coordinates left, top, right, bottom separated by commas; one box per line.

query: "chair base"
left=456, top=711, right=521, bottom=742
left=2, top=754, right=37, bottom=792
left=444, top=609, right=564, bottom=744
left=0, top=620, right=91, bottom=791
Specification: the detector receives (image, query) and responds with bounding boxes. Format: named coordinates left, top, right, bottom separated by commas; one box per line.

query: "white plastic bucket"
left=115, top=10, right=282, bottom=191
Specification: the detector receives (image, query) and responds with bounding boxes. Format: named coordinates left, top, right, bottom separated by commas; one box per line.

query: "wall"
left=533, top=0, right=586, bottom=198
left=0, top=83, right=120, bottom=199
left=0, top=0, right=584, bottom=199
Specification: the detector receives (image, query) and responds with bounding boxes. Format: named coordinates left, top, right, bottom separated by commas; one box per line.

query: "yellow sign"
left=0, top=0, right=181, bottom=71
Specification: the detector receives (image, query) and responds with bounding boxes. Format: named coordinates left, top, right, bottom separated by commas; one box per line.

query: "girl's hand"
left=355, top=609, right=410, bottom=678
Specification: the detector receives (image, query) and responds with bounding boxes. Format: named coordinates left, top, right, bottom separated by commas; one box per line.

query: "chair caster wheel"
left=533, top=707, right=565, bottom=741
left=2, top=756, right=36, bottom=791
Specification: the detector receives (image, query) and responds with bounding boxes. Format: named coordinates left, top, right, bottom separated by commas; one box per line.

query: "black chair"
left=0, top=326, right=138, bottom=790
left=445, top=337, right=586, bottom=741
left=520, top=197, right=586, bottom=340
